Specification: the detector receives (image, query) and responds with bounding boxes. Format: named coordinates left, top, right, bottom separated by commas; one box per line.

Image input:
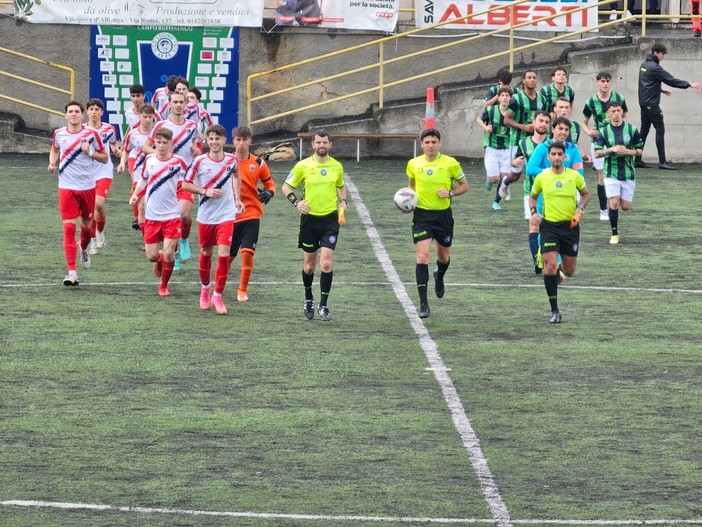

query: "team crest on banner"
left=89, top=26, right=239, bottom=141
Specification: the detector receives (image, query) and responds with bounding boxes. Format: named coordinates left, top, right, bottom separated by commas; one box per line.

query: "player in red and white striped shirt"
left=187, top=88, right=213, bottom=147
left=48, top=101, right=108, bottom=286
left=182, top=124, right=244, bottom=315
left=124, top=84, right=162, bottom=130
left=129, top=127, right=188, bottom=297
left=86, top=98, right=121, bottom=254
left=152, top=75, right=177, bottom=120
left=143, top=91, right=201, bottom=270
left=174, top=77, right=201, bottom=125
left=118, top=104, right=156, bottom=232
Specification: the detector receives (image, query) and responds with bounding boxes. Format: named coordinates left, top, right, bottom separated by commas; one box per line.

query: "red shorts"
left=95, top=178, right=112, bottom=199
left=177, top=181, right=194, bottom=203
left=58, top=188, right=95, bottom=221
left=143, top=218, right=182, bottom=244
left=130, top=181, right=146, bottom=200
left=199, top=221, right=234, bottom=248
left=128, top=157, right=136, bottom=174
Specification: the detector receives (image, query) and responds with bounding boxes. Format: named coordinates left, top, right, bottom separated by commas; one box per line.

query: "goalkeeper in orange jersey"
left=529, top=142, right=590, bottom=324
left=229, top=126, right=277, bottom=303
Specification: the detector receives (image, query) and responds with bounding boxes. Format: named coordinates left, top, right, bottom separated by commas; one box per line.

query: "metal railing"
left=0, top=47, right=75, bottom=117
left=248, top=0, right=696, bottom=128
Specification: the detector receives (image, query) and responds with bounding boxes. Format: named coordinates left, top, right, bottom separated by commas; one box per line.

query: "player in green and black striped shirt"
left=540, top=67, right=575, bottom=116
left=477, top=87, right=512, bottom=198
left=593, top=102, right=644, bottom=245
left=553, top=97, right=582, bottom=145
left=581, top=71, right=628, bottom=221
left=505, top=70, right=548, bottom=149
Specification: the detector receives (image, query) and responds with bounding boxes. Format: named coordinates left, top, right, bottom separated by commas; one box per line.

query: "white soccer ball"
left=394, top=187, right=417, bottom=213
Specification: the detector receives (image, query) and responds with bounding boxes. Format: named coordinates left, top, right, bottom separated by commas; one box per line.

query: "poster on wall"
left=89, top=26, right=239, bottom=141
left=274, top=0, right=399, bottom=31
left=14, top=0, right=262, bottom=27
left=415, top=0, right=598, bottom=31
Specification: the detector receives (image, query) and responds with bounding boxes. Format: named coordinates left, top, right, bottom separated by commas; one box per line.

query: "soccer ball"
left=394, top=187, right=417, bottom=213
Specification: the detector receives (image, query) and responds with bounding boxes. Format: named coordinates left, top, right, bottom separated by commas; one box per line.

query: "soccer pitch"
left=1, top=154, right=701, bottom=526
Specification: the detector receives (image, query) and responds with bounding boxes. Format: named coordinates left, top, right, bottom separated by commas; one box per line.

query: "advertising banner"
left=89, top=26, right=239, bottom=141
left=415, top=0, right=598, bottom=31
left=274, top=0, right=400, bottom=31
left=14, top=0, right=263, bottom=27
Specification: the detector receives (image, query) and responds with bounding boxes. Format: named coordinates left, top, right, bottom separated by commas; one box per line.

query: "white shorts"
left=604, top=178, right=636, bottom=202
left=591, top=143, right=604, bottom=171
left=523, top=195, right=531, bottom=220
left=484, top=147, right=512, bottom=178
left=510, top=145, right=522, bottom=174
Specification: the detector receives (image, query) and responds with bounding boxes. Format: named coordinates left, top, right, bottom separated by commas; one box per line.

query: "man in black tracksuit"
left=637, top=43, right=701, bottom=170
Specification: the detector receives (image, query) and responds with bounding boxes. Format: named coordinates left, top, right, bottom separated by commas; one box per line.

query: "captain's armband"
left=287, top=192, right=299, bottom=207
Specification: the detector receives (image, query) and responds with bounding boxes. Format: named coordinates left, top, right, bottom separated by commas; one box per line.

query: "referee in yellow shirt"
left=283, top=130, right=347, bottom=321
left=406, top=129, right=468, bottom=319
left=529, top=142, right=590, bottom=324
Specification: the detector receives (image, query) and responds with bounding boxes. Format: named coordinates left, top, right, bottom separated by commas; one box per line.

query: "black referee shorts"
left=298, top=211, right=340, bottom=253
left=412, top=207, right=454, bottom=247
left=540, top=220, right=579, bottom=257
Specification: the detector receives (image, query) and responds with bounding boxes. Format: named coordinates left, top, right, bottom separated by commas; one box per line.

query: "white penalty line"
left=2, top=500, right=702, bottom=525
left=1, top=280, right=700, bottom=296
left=345, top=177, right=512, bottom=527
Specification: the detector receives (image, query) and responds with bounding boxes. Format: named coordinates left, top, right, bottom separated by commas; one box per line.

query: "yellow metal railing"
left=248, top=0, right=615, bottom=127
left=0, top=47, right=75, bottom=117
left=248, top=0, right=697, bottom=128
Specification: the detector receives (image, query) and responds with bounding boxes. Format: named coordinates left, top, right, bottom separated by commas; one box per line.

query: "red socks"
left=199, top=252, right=212, bottom=286
left=215, top=255, right=230, bottom=294
left=63, top=222, right=77, bottom=270
left=161, top=259, right=175, bottom=287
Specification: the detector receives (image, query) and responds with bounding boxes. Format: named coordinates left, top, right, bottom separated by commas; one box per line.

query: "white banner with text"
left=274, top=0, right=399, bottom=31
left=14, top=0, right=399, bottom=30
left=14, top=0, right=264, bottom=27
left=415, top=0, right=598, bottom=31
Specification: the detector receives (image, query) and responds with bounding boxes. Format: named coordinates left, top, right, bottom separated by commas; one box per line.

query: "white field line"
left=344, top=177, right=512, bottom=527
left=4, top=498, right=702, bottom=525
left=2, top=279, right=701, bottom=295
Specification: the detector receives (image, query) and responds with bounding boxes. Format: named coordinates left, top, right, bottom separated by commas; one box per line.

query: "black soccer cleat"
left=318, top=306, right=331, bottom=321
left=132, top=219, right=141, bottom=231
left=304, top=300, right=315, bottom=320
left=419, top=303, right=430, bottom=319
left=433, top=270, right=445, bottom=299
left=549, top=311, right=562, bottom=324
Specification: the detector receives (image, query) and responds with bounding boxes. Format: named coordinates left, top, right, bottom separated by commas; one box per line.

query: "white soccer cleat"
left=80, top=246, right=91, bottom=268
left=63, top=273, right=79, bottom=286
left=89, top=238, right=98, bottom=255
left=96, top=230, right=106, bottom=248
left=498, top=182, right=510, bottom=200
left=599, top=209, right=609, bottom=221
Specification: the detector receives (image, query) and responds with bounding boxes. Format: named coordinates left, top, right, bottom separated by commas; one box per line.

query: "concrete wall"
left=0, top=13, right=613, bottom=134
left=434, top=38, right=702, bottom=161
left=0, top=18, right=91, bottom=133
left=1, top=12, right=702, bottom=162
